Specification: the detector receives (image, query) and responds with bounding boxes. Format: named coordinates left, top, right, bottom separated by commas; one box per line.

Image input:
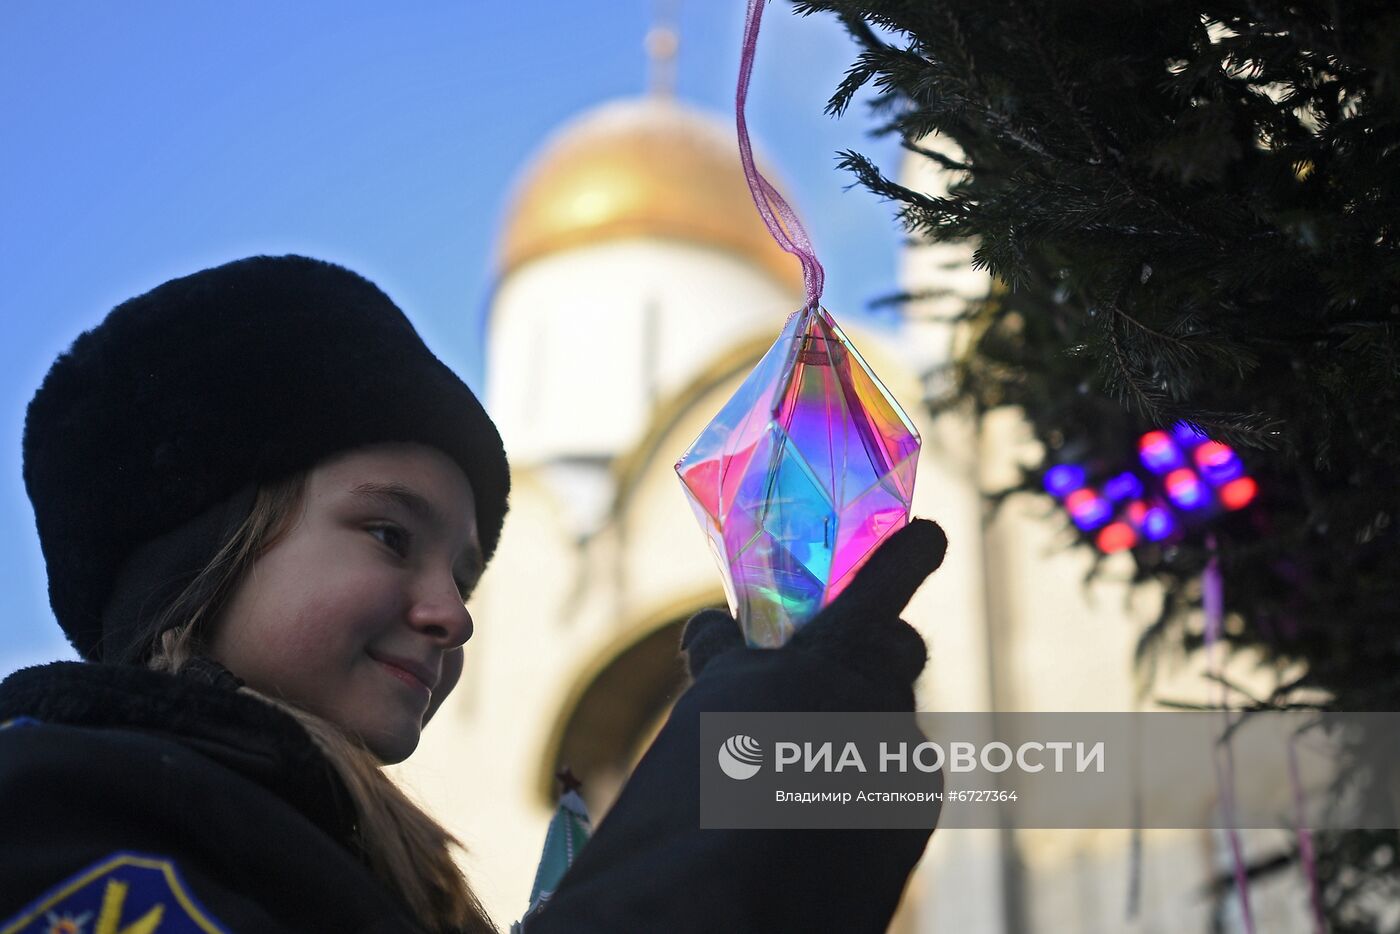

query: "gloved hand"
left=527, top=518, right=949, bottom=934
left=680, top=517, right=948, bottom=711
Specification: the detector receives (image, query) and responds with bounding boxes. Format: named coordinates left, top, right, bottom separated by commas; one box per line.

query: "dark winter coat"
left=0, top=650, right=934, bottom=933
left=0, top=658, right=425, bottom=933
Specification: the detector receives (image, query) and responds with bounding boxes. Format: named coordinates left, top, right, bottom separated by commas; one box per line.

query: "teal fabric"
left=520, top=789, right=592, bottom=925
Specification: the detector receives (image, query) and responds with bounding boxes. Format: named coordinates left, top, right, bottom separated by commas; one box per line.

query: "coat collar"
left=0, top=658, right=361, bottom=855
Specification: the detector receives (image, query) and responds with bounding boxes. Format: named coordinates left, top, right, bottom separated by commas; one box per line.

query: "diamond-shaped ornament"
left=675, top=305, right=921, bottom=648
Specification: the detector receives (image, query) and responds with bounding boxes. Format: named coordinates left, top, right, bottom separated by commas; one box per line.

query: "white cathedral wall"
left=486, top=238, right=798, bottom=465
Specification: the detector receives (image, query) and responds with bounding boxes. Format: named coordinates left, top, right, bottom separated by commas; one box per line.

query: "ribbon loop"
left=737, top=0, right=826, bottom=310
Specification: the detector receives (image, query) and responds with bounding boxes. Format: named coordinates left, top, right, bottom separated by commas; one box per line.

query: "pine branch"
left=801, top=1, right=1400, bottom=921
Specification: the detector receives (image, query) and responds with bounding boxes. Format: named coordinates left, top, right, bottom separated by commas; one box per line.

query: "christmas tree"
left=794, top=0, right=1400, bottom=928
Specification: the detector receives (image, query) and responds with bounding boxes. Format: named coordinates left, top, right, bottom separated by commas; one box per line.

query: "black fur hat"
left=23, top=255, right=510, bottom=662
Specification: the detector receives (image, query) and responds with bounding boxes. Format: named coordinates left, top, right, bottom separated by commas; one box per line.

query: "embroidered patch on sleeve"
left=1, top=853, right=229, bottom=934
left=0, top=717, right=41, bottom=731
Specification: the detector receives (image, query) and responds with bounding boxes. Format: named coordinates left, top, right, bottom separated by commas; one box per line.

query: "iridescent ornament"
left=675, top=304, right=921, bottom=648
left=679, top=0, right=923, bottom=646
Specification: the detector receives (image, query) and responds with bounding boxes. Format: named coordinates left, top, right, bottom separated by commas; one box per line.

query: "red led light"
left=1165, top=469, right=1195, bottom=494
left=1139, top=431, right=1172, bottom=454
left=1126, top=500, right=1148, bottom=525
left=1219, top=476, right=1258, bottom=510
left=1065, top=489, right=1096, bottom=513
left=1138, top=430, right=1185, bottom=474
left=1096, top=522, right=1137, bottom=553
left=1164, top=468, right=1208, bottom=510
left=1195, top=441, right=1234, bottom=468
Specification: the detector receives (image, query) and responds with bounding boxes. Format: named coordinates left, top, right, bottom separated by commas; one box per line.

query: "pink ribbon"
left=1207, top=541, right=1327, bottom=932
left=1288, top=732, right=1329, bottom=933
left=1204, top=542, right=1256, bottom=934
left=737, top=0, right=826, bottom=310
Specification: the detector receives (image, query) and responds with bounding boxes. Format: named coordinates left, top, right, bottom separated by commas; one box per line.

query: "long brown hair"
left=146, top=472, right=496, bottom=934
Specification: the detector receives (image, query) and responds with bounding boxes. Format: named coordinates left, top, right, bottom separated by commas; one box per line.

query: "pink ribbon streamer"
left=1204, top=542, right=1257, bottom=934
left=1288, top=732, right=1329, bottom=933
left=1208, top=540, right=1327, bottom=932
left=737, top=0, right=826, bottom=310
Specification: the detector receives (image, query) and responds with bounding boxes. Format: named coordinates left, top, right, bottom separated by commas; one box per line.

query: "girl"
left=0, top=255, right=946, bottom=933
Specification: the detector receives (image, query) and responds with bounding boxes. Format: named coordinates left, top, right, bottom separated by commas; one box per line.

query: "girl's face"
left=208, top=441, right=483, bottom=763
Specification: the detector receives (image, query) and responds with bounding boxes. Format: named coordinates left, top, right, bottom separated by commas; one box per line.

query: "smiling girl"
left=0, top=255, right=946, bottom=934
left=0, top=256, right=505, bottom=932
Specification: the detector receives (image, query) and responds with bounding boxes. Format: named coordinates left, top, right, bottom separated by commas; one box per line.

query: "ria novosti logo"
left=716, top=735, right=1107, bottom=780
left=718, top=734, right=763, bottom=780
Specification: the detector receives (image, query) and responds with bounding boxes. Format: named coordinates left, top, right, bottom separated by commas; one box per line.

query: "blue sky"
left=0, top=2, right=907, bottom=675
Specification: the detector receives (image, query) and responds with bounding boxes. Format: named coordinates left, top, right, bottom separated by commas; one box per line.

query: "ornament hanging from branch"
left=674, top=0, right=921, bottom=648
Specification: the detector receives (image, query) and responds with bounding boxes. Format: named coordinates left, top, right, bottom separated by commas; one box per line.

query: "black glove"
left=680, top=517, right=947, bottom=710
left=527, top=518, right=948, bottom=934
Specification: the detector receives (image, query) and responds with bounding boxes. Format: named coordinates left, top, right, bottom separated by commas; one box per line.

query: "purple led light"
left=1142, top=506, right=1176, bottom=541
left=1044, top=464, right=1086, bottom=498
left=1071, top=505, right=1112, bottom=530
left=1171, top=421, right=1210, bottom=449
left=1200, top=459, right=1244, bottom=486
left=1165, top=468, right=1208, bottom=510
left=1103, top=471, right=1144, bottom=502
left=1194, top=441, right=1245, bottom=486
left=1138, top=431, right=1184, bottom=474
left=1066, top=489, right=1113, bottom=530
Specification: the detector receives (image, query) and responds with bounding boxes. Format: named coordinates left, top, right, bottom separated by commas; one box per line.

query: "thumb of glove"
left=816, top=518, right=948, bottom=625
left=790, top=518, right=947, bottom=701
left=679, top=608, right=745, bottom=680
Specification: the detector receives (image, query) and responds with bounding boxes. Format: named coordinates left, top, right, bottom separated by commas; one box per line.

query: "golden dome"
left=498, top=96, right=805, bottom=294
